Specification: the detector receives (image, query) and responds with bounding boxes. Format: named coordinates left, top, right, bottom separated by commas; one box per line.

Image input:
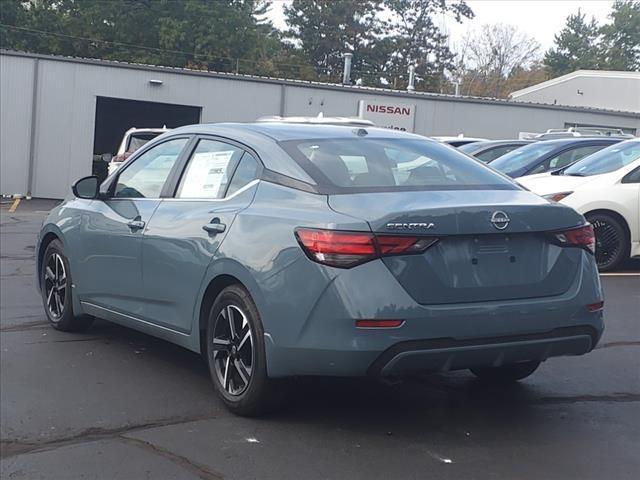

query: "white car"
left=108, top=126, right=170, bottom=176
left=518, top=139, right=640, bottom=271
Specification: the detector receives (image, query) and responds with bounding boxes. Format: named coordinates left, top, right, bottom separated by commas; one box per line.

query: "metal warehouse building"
left=510, top=70, right=640, bottom=113
left=2, top=50, right=639, bottom=199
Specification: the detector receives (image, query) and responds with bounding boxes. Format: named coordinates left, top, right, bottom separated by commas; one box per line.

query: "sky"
left=266, top=0, right=615, bottom=51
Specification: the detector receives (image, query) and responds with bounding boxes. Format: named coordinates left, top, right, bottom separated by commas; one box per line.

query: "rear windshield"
left=280, top=137, right=518, bottom=192
left=563, top=140, right=640, bottom=176
left=490, top=142, right=557, bottom=176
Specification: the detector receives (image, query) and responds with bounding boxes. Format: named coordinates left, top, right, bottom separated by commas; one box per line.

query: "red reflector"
left=587, top=301, right=604, bottom=312
left=356, top=320, right=404, bottom=328
left=376, top=235, right=420, bottom=254
left=555, top=224, right=596, bottom=254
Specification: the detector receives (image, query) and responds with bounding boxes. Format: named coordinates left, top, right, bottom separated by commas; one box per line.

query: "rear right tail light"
left=552, top=224, right=596, bottom=254
left=295, top=228, right=438, bottom=268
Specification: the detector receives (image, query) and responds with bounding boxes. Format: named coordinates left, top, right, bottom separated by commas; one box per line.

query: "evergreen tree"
left=283, top=0, right=385, bottom=82
left=544, top=10, right=602, bottom=76
left=382, top=0, right=473, bottom=91
left=600, top=0, right=640, bottom=71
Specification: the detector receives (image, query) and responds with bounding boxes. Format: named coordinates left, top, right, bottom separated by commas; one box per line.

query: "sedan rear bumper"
left=367, top=326, right=599, bottom=377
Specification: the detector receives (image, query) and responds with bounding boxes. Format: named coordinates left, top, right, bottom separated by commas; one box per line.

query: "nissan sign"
left=358, top=100, right=416, bottom=132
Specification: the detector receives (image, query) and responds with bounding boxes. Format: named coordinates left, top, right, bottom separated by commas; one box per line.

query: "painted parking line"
left=600, top=272, right=640, bottom=277
left=8, top=198, right=21, bottom=213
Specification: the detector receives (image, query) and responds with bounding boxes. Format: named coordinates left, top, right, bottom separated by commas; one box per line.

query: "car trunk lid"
left=328, top=190, right=586, bottom=304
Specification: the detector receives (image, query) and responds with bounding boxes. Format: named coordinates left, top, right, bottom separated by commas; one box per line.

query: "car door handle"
left=127, top=219, right=146, bottom=230
left=203, top=220, right=226, bottom=234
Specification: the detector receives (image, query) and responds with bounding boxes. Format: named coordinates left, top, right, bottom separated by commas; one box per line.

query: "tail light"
left=295, top=228, right=438, bottom=268
left=552, top=224, right=596, bottom=254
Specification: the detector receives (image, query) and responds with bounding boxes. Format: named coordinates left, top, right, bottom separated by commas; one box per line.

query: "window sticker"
left=180, top=150, right=235, bottom=198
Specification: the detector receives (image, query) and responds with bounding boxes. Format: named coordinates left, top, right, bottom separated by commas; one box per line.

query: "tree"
left=283, top=0, right=384, bottom=82
left=544, top=10, right=602, bottom=76
left=381, top=0, right=473, bottom=91
left=600, top=0, right=640, bottom=71
left=0, top=0, right=284, bottom=72
left=454, top=24, right=541, bottom=97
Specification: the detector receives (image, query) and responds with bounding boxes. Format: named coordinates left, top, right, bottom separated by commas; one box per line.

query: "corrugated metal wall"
left=1, top=55, right=35, bottom=196
left=2, top=52, right=639, bottom=199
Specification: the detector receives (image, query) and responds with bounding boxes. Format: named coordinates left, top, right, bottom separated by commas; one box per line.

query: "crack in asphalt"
left=119, top=436, right=224, bottom=480
left=528, top=393, right=640, bottom=405
left=0, top=321, right=49, bottom=332
left=596, top=340, right=640, bottom=349
left=24, top=337, right=106, bottom=345
left=0, top=413, right=218, bottom=460
left=0, top=255, right=35, bottom=261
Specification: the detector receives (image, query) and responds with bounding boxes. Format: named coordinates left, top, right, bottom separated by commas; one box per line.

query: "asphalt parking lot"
left=1, top=199, right=639, bottom=480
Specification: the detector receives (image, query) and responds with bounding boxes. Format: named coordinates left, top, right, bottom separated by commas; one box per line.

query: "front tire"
left=586, top=212, right=630, bottom=272
left=470, top=361, right=540, bottom=383
left=206, top=284, right=277, bottom=416
left=41, top=239, right=94, bottom=332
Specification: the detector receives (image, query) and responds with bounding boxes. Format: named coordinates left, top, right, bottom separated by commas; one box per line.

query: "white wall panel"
left=0, top=55, right=34, bottom=196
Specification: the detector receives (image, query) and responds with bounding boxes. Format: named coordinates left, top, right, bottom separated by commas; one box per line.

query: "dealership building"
left=2, top=50, right=639, bottom=199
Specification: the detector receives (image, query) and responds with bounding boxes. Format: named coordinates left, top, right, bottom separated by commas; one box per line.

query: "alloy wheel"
left=212, top=304, right=254, bottom=396
left=44, top=253, right=67, bottom=320
left=591, top=219, right=622, bottom=269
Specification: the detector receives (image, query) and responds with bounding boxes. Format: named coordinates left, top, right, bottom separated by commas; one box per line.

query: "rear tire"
left=40, top=239, right=94, bottom=332
left=586, top=212, right=630, bottom=272
left=205, top=284, right=278, bottom=416
left=470, top=361, right=540, bottom=383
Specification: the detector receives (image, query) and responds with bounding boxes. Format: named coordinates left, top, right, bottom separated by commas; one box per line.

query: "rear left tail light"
left=552, top=224, right=596, bottom=254
left=295, top=228, right=438, bottom=268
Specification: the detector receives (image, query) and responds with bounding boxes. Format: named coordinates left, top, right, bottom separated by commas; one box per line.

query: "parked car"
left=108, top=126, right=170, bottom=176
left=432, top=135, right=488, bottom=147
left=490, top=137, right=623, bottom=178
left=518, top=139, right=640, bottom=271
left=38, top=123, right=604, bottom=415
left=533, top=127, right=634, bottom=140
left=459, top=140, right=534, bottom=163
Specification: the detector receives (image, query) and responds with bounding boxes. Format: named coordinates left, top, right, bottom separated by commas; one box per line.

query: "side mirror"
left=72, top=175, right=100, bottom=199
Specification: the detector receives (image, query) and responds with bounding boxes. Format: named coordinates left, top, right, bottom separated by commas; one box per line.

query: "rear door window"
left=176, top=139, right=244, bottom=199
left=547, top=145, right=605, bottom=170
left=226, top=153, right=259, bottom=196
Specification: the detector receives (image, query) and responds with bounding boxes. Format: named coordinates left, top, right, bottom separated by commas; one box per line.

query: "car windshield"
left=280, top=137, right=518, bottom=192
left=490, top=142, right=557, bottom=176
left=126, top=133, right=161, bottom=152
left=563, top=141, right=640, bottom=176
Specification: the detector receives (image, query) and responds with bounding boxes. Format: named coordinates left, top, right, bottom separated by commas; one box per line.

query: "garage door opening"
left=92, top=97, right=201, bottom=182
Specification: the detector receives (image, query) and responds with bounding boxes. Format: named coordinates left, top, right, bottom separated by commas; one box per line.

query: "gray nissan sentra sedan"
left=37, top=122, right=604, bottom=415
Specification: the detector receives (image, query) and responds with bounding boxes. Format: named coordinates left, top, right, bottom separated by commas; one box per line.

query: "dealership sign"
left=358, top=100, right=415, bottom=132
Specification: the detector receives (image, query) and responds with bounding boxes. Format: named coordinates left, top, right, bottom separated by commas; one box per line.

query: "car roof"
left=472, top=139, right=533, bottom=146
left=531, top=137, right=622, bottom=148
left=460, top=139, right=533, bottom=155
left=170, top=122, right=429, bottom=142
